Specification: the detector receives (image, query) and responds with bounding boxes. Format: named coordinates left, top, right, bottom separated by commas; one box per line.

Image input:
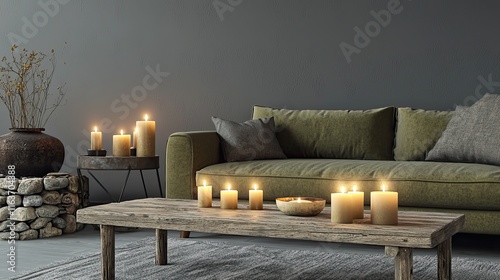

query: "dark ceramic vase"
left=0, top=128, right=65, bottom=177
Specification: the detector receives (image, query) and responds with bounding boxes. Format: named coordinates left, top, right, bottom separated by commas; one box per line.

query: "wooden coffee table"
left=77, top=198, right=465, bottom=280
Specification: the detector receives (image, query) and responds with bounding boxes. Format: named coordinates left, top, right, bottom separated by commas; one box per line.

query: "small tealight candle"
left=249, top=184, right=263, bottom=210
left=220, top=184, right=238, bottom=209
left=197, top=180, right=212, bottom=208
left=90, top=126, right=102, bottom=150
left=289, top=197, right=312, bottom=203
left=348, top=185, right=365, bottom=219
left=112, top=130, right=131, bottom=156
left=370, top=184, right=398, bottom=225
left=331, top=186, right=353, bottom=224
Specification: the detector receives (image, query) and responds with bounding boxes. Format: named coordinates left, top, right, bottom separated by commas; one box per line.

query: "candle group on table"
left=196, top=183, right=264, bottom=210
left=89, top=114, right=156, bottom=157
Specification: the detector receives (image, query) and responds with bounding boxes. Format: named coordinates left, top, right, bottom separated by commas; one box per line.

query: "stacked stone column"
left=0, top=173, right=89, bottom=240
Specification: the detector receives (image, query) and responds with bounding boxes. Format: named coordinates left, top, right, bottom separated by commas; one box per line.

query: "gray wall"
left=0, top=0, right=499, bottom=202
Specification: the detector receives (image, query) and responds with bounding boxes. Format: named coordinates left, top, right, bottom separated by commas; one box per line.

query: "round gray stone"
left=35, top=205, right=60, bottom=218
left=14, top=222, right=29, bottom=232
left=23, top=195, right=44, bottom=207
left=0, top=206, right=11, bottom=221
left=11, top=207, right=37, bottom=222
left=43, top=177, right=69, bottom=191
left=0, top=177, right=18, bottom=190
left=0, top=220, right=13, bottom=231
left=11, top=195, right=22, bottom=207
left=17, top=178, right=43, bottom=195
left=30, top=217, right=52, bottom=230
left=39, top=222, right=62, bottom=238
left=51, top=217, right=67, bottom=229
left=19, top=229, right=39, bottom=240
left=0, top=231, right=18, bottom=240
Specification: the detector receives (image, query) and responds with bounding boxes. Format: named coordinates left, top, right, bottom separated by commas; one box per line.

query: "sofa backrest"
left=394, top=107, right=454, bottom=161
left=252, top=105, right=395, bottom=160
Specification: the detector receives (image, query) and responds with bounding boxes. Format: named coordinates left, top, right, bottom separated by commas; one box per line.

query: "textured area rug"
left=12, top=237, right=500, bottom=280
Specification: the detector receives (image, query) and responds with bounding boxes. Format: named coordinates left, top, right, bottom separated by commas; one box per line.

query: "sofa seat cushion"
left=196, top=159, right=500, bottom=211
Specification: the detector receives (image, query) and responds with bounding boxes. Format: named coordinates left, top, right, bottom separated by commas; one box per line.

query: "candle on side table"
left=90, top=126, right=102, bottom=150
left=136, top=114, right=156, bottom=157
left=220, top=184, right=238, bottom=209
left=370, top=185, right=398, bottom=225
left=349, top=185, right=365, bottom=219
left=197, top=181, right=212, bottom=208
left=113, top=130, right=131, bottom=156
left=249, top=184, right=263, bottom=210
left=331, top=187, right=353, bottom=224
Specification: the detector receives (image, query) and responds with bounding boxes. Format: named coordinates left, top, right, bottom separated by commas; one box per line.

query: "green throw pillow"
left=426, top=94, right=500, bottom=166
left=394, top=108, right=454, bottom=161
left=212, top=116, right=287, bottom=162
left=252, top=105, right=395, bottom=160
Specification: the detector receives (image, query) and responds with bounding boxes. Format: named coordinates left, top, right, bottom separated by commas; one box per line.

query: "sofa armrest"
left=166, top=131, right=223, bottom=199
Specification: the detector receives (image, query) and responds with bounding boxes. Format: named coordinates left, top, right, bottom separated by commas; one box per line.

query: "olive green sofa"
left=166, top=106, right=500, bottom=235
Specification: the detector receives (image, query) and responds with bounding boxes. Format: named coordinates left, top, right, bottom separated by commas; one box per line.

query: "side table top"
left=77, top=155, right=159, bottom=170
left=77, top=198, right=465, bottom=248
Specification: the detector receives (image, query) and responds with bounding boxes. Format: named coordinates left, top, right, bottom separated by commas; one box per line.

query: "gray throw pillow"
left=212, top=116, right=287, bottom=162
left=426, top=94, right=500, bottom=165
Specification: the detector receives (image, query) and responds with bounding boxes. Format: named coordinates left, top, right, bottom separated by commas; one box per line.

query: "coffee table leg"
left=156, top=229, right=168, bottom=265
left=101, top=225, right=115, bottom=280
left=385, top=246, right=413, bottom=280
left=437, top=238, right=452, bottom=280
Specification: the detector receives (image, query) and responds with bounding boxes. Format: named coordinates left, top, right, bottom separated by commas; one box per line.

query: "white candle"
left=90, top=126, right=102, bottom=150
left=331, top=186, right=353, bottom=223
left=112, top=130, right=131, bottom=156
left=197, top=180, right=212, bottom=208
left=136, top=114, right=156, bottom=157
left=132, top=127, right=138, bottom=148
left=348, top=185, right=364, bottom=219
left=370, top=185, right=398, bottom=225
left=249, top=184, right=263, bottom=210
left=220, top=184, right=238, bottom=209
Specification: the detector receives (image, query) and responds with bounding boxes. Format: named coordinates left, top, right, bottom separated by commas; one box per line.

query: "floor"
left=1, top=225, right=499, bottom=278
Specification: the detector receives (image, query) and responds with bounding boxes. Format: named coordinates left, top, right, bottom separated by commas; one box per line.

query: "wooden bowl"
left=276, top=197, right=326, bottom=216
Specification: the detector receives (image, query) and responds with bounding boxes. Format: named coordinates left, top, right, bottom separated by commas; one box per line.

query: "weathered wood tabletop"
left=77, top=198, right=465, bottom=280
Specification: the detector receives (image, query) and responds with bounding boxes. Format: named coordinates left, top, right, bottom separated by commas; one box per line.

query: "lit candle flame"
left=341, top=186, right=346, bottom=193
left=253, top=184, right=257, bottom=191
left=203, top=180, right=206, bottom=186
left=134, top=127, right=137, bottom=133
left=145, top=114, right=149, bottom=121
left=297, top=197, right=301, bottom=203
left=382, top=184, right=386, bottom=192
left=227, top=184, right=231, bottom=191
left=353, top=185, right=357, bottom=192
left=120, top=129, right=123, bottom=135
left=94, top=126, right=98, bottom=132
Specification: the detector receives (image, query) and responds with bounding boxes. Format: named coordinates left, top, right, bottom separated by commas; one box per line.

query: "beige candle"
left=90, top=126, right=102, bottom=150
left=249, top=184, right=263, bottom=210
left=197, top=180, right=212, bottom=208
left=220, top=184, right=238, bottom=209
left=348, top=185, right=365, bottom=219
left=112, top=130, right=131, bottom=156
left=331, top=187, right=353, bottom=223
left=370, top=185, right=398, bottom=225
left=136, top=114, right=156, bottom=157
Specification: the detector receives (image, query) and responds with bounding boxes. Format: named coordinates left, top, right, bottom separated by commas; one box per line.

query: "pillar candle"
left=197, top=181, right=212, bottom=208
left=220, top=185, right=238, bottom=209
left=136, top=114, right=156, bottom=157
left=348, top=185, right=365, bottom=219
left=113, top=130, right=131, bottom=156
left=370, top=185, right=398, bottom=225
left=331, top=187, right=353, bottom=223
left=249, top=184, right=263, bottom=210
left=90, top=126, right=102, bottom=150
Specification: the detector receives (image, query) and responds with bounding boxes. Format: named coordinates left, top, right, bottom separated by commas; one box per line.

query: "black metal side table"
left=77, top=156, right=162, bottom=202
